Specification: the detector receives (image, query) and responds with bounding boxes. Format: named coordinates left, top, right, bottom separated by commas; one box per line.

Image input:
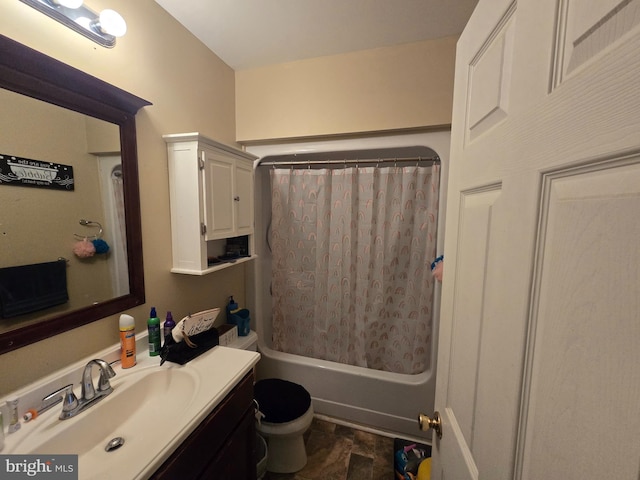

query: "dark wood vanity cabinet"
left=150, top=372, right=257, bottom=480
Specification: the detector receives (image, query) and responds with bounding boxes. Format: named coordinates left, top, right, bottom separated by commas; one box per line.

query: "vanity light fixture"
left=19, top=0, right=127, bottom=48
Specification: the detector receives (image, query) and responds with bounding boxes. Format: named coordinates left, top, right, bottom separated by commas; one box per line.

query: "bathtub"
left=246, top=132, right=449, bottom=440
left=252, top=303, right=439, bottom=440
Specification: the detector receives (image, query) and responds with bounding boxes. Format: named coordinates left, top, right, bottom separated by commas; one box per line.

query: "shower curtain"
left=111, top=166, right=127, bottom=255
left=110, top=165, right=128, bottom=296
left=270, top=165, right=439, bottom=374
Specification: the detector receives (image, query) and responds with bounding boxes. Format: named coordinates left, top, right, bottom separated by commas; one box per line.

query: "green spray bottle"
left=147, top=307, right=161, bottom=356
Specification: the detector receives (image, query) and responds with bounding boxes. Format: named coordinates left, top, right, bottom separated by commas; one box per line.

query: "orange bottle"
left=119, top=314, right=136, bottom=368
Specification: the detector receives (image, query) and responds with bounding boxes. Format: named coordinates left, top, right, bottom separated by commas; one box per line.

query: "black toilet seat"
left=254, top=378, right=311, bottom=424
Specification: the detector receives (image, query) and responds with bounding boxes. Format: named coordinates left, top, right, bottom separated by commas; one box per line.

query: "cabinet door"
left=234, top=159, right=254, bottom=235
left=150, top=373, right=256, bottom=480
left=200, top=407, right=256, bottom=480
left=203, top=148, right=234, bottom=239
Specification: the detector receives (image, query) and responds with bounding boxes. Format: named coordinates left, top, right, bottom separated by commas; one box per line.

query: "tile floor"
left=263, top=417, right=395, bottom=480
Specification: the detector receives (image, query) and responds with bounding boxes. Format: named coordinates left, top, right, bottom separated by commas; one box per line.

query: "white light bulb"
left=98, top=9, right=127, bottom=37
left=53, top=0, right=84, bottom=8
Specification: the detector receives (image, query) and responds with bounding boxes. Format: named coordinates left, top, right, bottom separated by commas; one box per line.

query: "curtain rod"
left=258, top=155, right=440, bottom=168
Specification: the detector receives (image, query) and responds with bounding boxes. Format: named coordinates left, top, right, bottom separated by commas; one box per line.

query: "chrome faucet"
left=43, top=359, right=116, bottom=420
left=81, top=359, right=115, bottom=401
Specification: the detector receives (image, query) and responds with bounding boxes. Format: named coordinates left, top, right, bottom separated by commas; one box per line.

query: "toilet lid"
left=254, top=378, right=311, bottom=424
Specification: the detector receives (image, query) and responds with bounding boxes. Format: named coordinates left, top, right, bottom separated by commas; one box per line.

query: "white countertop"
left=1, top=334, right=260, bottom=479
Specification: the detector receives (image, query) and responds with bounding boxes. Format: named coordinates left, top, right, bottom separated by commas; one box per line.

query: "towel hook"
left=74, top=219, right=103, bottom=240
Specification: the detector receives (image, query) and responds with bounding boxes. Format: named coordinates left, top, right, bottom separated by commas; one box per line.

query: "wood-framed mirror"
left=0, top=34, right=150, bottom=354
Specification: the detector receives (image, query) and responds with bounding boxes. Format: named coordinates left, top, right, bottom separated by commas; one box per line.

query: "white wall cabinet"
left=165, top=133, right=257, bottom=275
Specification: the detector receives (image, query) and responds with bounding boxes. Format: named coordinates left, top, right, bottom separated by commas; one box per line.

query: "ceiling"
left=154, top=0, right=478, bottom=70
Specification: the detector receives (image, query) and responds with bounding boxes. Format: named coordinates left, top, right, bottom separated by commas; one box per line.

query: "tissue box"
left=217, top=324, right=238, bottom=346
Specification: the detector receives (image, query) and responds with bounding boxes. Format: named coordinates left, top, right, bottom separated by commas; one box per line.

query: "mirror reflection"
left=0, top=87, right=129, bottom=335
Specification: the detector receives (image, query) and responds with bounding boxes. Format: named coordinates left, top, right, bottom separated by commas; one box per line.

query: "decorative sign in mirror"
left=0, top=154, right=75, bottom=191
left=0, top=34, right=151, bottom=354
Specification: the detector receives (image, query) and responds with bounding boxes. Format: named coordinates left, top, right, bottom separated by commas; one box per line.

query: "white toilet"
left=225, top=330, right=314, bottom=474
left=254, top=378, right=314, bottom=473
left=226, top=329, right=259, bottom=352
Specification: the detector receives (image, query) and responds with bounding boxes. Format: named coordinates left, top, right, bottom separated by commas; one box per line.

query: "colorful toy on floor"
left=394, top=439, right=431, bottom=480
left=417, top=457, right=431, bottom=480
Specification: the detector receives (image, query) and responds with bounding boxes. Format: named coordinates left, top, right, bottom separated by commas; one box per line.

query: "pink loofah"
left=73, top=238, right=96, bottom=258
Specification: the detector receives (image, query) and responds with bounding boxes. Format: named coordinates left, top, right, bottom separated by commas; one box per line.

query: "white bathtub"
left=246, top=132, right=449, bottom=440
left=254, top=321, right=437, bottom=440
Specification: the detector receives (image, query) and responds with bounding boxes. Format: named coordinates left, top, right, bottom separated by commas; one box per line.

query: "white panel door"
left=432, top=0, right=640, bottom=479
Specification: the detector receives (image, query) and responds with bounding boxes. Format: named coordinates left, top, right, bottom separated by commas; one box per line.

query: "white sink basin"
left=4, top=345, right=260, bottom=480
left=11, top=368, right=198, bottom=456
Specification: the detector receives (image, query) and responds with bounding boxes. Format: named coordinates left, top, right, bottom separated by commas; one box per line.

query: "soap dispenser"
left=226, top=296, right=239, bottom=323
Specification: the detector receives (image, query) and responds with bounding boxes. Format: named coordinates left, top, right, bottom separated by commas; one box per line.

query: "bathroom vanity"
left=150, top=371, right=256, bottom=479
left=1, top=335, right=260, bottom=480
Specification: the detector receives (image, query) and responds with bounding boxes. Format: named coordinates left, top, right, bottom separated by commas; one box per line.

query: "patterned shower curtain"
left=270, top=165, right=439, bottom=374
left=111, top=165, right=128, bottom=296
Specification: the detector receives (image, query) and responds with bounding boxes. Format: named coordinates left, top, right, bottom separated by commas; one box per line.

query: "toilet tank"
left=225, top=330, right=258, bottom=351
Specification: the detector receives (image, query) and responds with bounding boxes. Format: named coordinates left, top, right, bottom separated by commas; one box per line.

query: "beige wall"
left=0, top=0, right=245, bottom=395
left=235, top=35, right=457, bottom=142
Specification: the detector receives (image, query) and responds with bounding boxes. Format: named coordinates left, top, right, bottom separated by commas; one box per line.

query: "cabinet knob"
left=234, top=196, right=240, bottom=201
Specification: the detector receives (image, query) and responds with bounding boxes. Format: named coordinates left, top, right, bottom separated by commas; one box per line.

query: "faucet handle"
left=43, top=384, right=78, bottom=419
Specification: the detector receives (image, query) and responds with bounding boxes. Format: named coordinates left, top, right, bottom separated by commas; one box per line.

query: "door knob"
left=418, top=411, right=442, bottom=439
